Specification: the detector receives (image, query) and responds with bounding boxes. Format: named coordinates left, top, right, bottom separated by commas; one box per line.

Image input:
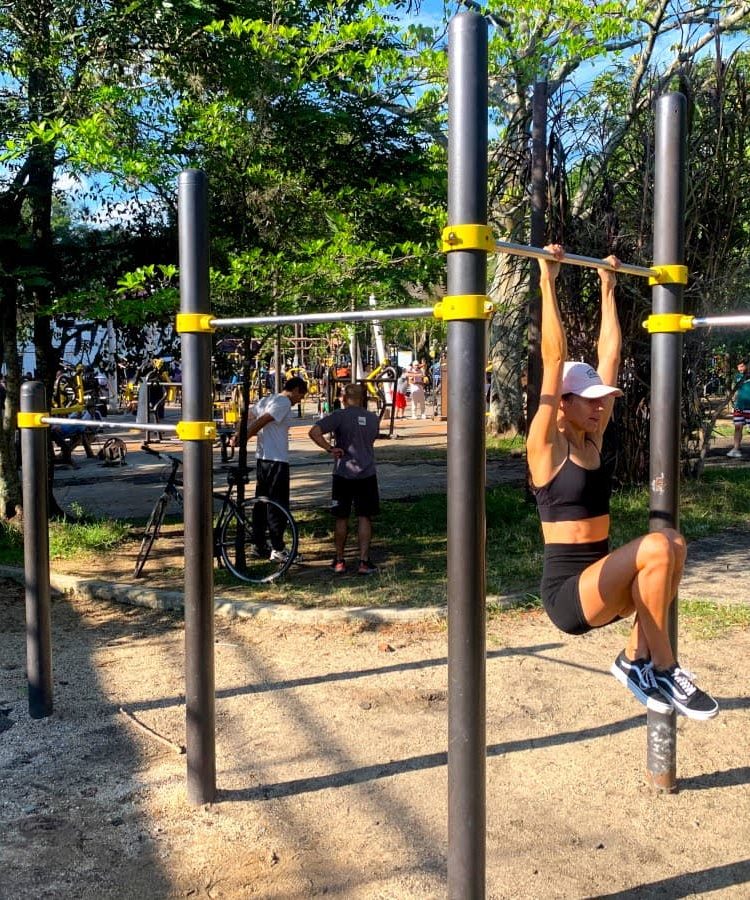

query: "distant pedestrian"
left=408, top=362, right=426, bottom=419
left=395, top=369, right=408, bottom=419
left=245, top=376, right=308, bottom=561
left=308, top=384, right=380, bottom=576
left=728, top=359, right=750, bottom=458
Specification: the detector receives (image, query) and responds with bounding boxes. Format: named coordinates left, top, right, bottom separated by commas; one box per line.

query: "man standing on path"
left=246, top=376, right=308, bottom=561
left=309, top=384, right=380, bottom=575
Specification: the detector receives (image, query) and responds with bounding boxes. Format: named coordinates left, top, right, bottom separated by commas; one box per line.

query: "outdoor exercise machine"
left=18, top=167, right=481, bottom=802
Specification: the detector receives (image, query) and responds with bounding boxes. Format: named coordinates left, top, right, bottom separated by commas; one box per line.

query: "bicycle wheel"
left=133, top=495, right=168, bottom=578
left=218, top=497, right=299, bottom=584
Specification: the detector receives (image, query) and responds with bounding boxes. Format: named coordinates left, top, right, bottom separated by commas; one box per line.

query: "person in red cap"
left=526, top=244, right=717, bottom=721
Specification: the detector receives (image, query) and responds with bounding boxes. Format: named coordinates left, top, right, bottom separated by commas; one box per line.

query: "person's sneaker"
left=357, top=559, right=378, bottom=576
left=250, top=544, right=271, bottom=559
left=610, top=651, right=673, bottom=713
left=727, top=448, right=743, bottom=458
left=331, top=558, right=346, bottom=575
left=269, top=548, right=290, bottom=563
left=652, top=665, right=719, bottom=720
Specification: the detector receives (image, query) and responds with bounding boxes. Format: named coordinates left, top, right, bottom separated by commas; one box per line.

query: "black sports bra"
left=533, top=442, right=612, bottom=523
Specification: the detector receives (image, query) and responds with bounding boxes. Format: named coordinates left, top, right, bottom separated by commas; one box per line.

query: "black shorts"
left=330, top=474, right=379, bottom=519
left=540, top=540, right=610, bottom=635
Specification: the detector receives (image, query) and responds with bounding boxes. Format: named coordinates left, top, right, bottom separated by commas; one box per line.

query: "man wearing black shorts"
left=308, top=384, right=380, bottom=576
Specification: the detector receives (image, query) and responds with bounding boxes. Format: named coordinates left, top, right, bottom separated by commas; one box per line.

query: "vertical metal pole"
left=20, top=381, right=53, bottom=719
left=646, top=93, right=686, bottom=792
left=275, top=319, right=282, bottom=393
left=179, top=170, right=216, bottom=805
left=447, top=12, right=488, bottom=898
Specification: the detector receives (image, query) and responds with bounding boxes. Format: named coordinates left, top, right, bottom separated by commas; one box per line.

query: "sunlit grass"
left=680, top=599, right=750, bottom=639
left=49, top=517, right=130, bottom=560
left=4, top=467, right=750, bottom=610
left=0, top=519, right=23, bottom=566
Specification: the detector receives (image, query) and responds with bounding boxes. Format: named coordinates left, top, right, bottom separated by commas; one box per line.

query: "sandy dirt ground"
left=1, top=578, right=748, bottom=899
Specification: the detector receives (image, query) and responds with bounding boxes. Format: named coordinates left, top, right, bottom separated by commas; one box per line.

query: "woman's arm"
left=527, top=244, right=566, bottom=486
left=596, top=256, right=622, bottom=435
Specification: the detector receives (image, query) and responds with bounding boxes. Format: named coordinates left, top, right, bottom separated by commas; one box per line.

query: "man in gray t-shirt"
left=309, top=384, right=380, bottom=576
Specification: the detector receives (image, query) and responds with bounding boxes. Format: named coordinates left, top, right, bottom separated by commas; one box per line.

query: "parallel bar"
left=20, top=382, right=54, bottom=719
left=495, top=239, right=654, bottom=279
left=447, top=12, right=487, bottom=899
left=179, top=169, right=217, bottom=806
left=41, top=417, right=178, bottom=433
left=646, top=92, right=686, bottom=793
left=210, top=307, right=434, bottom=329
left=691, top=314, right=750, bottom=329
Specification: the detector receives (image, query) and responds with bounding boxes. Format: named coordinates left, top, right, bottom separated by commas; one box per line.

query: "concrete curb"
left=0, top=565, right=523, bottom=625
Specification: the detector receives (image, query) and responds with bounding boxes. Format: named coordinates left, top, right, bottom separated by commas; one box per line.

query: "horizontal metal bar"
left=42, top=417, right=178, bottom=433
left=494, top=240, right=655, bottom=279
left=691, top=314, right=750, bottom=329
left=210, top=307, right=436, bottom=329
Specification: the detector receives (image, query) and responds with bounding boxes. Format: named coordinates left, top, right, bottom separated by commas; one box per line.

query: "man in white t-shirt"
left=246, top=376, right=308, bottom=560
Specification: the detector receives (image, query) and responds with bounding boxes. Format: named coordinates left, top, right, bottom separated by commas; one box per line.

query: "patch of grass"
left=610, top=468, right=750, bottom=546
left=6, top=467, right=750, bottom=611
left=486, top=433, right=526, bottom=458
left=0, top=519, right=24, bottom=566
left=680, top=599, right=750, bottom=639
left=49, top=517, right=130, bottom=560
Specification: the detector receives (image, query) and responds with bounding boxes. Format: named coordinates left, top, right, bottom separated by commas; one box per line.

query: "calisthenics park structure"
left=17, top=8, right=750, bottom=899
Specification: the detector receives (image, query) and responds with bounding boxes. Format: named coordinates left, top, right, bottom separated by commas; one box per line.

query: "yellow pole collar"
left=176, top=420, right=217, bottom=441
left=441, top=224, right=495, bottom=253
left=17, top=412, right=48, bottom=428
left=642, top=314, right=695, bottom=333
left=175, top=313, right=216, bottom=334
left=434, top=295, right=495, bottom=321
left=648, top=264, right=688, bottom=286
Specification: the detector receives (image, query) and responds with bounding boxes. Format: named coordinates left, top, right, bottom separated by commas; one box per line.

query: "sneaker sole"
left=656, top=691, right=719, bottom=720
left=610, top=662, right=673, bottom=714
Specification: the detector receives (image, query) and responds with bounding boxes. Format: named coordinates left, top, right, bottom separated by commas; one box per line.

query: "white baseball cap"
left=562, top=361, right=623, bottom=399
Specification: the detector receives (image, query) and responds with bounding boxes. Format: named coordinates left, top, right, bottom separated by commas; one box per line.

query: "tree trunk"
left=0, top=279, right=21, bottom=519
left=487, top=255, right=529, bottom=435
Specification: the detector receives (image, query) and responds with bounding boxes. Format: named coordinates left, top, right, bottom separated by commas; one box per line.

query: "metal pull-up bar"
left=691, top=313, right=750, bottom=329
left=38, top=416, right=178, bottom=434
left=643, top=312, right=750, bottom=333
left=494, top=239, right=656, bottom=279
left=210, top=306, right=435, bottom=329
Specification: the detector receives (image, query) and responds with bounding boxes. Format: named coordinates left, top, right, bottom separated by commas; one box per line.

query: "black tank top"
left=533, top=442, right=612, bottom=522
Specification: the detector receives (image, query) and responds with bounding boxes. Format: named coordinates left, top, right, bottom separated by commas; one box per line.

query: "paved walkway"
left=51, top=407, right=524, bottom=520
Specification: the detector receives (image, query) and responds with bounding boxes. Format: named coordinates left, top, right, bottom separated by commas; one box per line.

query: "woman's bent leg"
left=577, top=530, right=684, bottom=668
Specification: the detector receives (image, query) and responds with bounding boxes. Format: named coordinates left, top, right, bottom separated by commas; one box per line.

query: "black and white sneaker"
left=652, top=665, right=719, bottom=720
left=610, top=651, right=672, bottom=714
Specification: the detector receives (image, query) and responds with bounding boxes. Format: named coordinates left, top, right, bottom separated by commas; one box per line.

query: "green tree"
left=408, top=1, right=750, bottom=434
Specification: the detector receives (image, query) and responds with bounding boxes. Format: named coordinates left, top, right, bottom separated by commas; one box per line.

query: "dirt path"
left=1, top=580, right=748, bottom=899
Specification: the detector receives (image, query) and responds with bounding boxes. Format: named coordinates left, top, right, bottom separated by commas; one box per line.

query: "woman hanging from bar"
left=526, top=245, right=718, bottom=720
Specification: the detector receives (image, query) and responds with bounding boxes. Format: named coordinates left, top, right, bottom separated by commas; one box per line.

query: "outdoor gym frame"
left=17, top=169, right=468, bottom=806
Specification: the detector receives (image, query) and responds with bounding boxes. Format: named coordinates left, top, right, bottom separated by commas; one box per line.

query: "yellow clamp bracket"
left=642, top=314, right=695, bottom=334
left=176, top=420, right=217, bottom=441
left=175, top=313, right=215, bottom=334
left=434, top=295, right=495, bottom=321
left=441, top=224, right=495, bottom=253
left=648, top=264, right=688, bottom=286
left=17, top=412, right=48, bottom=429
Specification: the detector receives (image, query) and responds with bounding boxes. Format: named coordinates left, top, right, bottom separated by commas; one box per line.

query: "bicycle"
left=133, top=446, right=299, bottom=584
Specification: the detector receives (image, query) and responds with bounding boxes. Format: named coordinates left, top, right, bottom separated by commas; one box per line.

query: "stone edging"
left=0, top=565, right=523, bottom=624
